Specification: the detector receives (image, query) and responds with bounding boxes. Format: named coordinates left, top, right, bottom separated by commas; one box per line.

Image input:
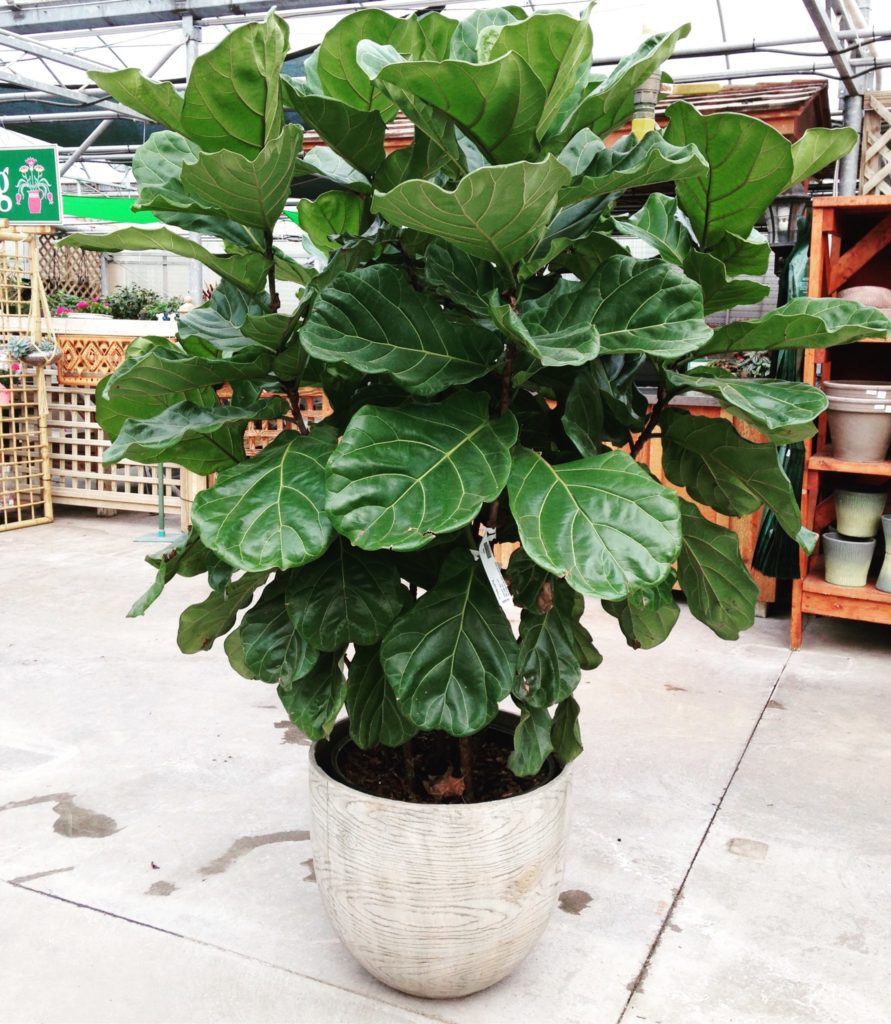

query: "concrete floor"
left=1, top=508, right=889, bottom=1024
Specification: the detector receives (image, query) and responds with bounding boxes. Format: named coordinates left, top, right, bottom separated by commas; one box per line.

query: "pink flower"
left=55, top=306, right=70, bottom=315
left=47, top=192, right=53, bottom=204
left=25, top=157, right=36, bottom=167
left=15, top=194, right=21, bottom=203
left=75, top=300, right=88, bottom=310
left=35, top=164, right=44, bottom=172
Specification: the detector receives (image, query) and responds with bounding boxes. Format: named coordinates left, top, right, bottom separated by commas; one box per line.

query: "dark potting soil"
left=335, top=728, right=555, bottom=805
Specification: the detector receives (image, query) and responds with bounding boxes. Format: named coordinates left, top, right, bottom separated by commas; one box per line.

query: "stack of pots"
left=824, top=379, right=891, bottom=461
left=823, top=486, right=890, bottom=590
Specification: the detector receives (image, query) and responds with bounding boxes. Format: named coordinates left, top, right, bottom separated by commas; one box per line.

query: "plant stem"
left=486, top=340, right=517, bottom=529
left=629, top=387, right=670, bottom=460
left=458, top=736, right=475, bottom=801
left=281, top=380, right=309, bottom=435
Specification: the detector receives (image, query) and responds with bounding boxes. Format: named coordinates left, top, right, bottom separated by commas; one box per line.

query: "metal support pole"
left=838, top=92, right=864, bottom=195
left=184, top=14, right=204, bottom=306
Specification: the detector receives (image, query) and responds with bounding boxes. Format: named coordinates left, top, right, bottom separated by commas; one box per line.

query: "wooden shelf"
left=808, top=449, right=891, bottom=476
left=801, top=560, right=891, bottom=627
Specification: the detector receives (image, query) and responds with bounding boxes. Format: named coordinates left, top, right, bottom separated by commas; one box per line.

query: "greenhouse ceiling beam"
left=801, top=0, right=860, bottom=93
left=0, top=0, right=354, bottom=35
left=0, top=27, right=118, bottom=74
left=0, top=69, right=147, bottom=120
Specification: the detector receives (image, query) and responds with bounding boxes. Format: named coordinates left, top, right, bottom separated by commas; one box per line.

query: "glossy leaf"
left=551, top=696, right=582, bottom=764
left=661, top=409, right=816, bottom=551
left=665, top=102, right=792, bottom=247
left=223, top=628, right=258, bottom=680
left=277, top=656, right=347, bottom=742
left=372, top=157, right=571, bottom=271
left=345, top=645, right=417, bottom=749
left=423, top=240, right=498, bottom=317
left=508, top=704, right=554, bottom=777
left=128, top=531, right=219, bottom=618
left=788, top=126, right=857, bottom=189
left=302, top=265, right=501, bottom=394
left=449, top=7, right=525, bottom=62
left=180, top=124, right=300, bottom=231
left=664, top=369, right=826, bottom=444
left=708, top=229, right=771, bottom=277
left=677, top=501, right=758, bottom=641
left=602, top=578, right=679, bottom=650
left=683, top=250, right=770, bottom=316
left=506, top=546, right=550, bottom=610
left=181, top=15, right=287, bottom=157
left=192, top=427, right=337, bottom=572
left=90, top=68, right=184, bottom=132
left=509, top=447, right=682, bottom=600
left=285, top=537, right=407, bottom=651
left=177, top=572, right=267, bottom=654
left=326, top=392, right=518, bottom=551
left=240, top=579, right=320, bottom=684
left=380, top=551, right=517, bottom=735
left=178, top=282, right=268, bottom=352
left=698, top=298, right=891, bottom=354
left=58, top=228, right=269, bottom=293
left=293, top=147, right=372, bottom=192
left=584, top=255, right=712, bottom=358
left=615, top=193, right=694, bottom=266
left=104, top=399, right=286, bottom=474
left=515, top=580, right=582, bottom=707
left=297, top=191, right=368, bottom=255
left=558, top=131, right=706, bottom=207
left=562, top=368, right=604, bottom=457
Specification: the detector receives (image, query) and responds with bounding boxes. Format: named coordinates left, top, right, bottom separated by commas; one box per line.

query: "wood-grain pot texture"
left=308, top=745, right=573, bottom=998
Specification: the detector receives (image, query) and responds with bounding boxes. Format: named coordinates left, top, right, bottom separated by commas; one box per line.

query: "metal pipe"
left=667, top=61, right=890, bottom=83
left=183, top=13, right=204, bottom=307
left=838, top=93, right=863, bottom=194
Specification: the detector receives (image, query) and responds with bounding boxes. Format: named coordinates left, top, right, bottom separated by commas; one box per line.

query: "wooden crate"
left=46, top=373, right=182, bottom=514
left=861, top=91, right=891, bottom=197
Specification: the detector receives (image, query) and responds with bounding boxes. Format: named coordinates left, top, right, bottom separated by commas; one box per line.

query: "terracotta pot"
left=822, top=530, right=877, bottom=587
left=308, top=714, right=572, bottom=998
left=834, top=488, right=888, bottom=538
left=827, top=394, right=891, bottom=461
left=877, top=515, right=891, bottom=593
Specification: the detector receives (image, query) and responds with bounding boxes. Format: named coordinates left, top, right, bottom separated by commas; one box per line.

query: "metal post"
left=838, top=92, right=864, bottom=195
left=184, top=14, right=204, bottom=306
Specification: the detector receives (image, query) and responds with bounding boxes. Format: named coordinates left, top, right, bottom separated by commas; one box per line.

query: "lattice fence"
left=37, top=232, right=103, bottom=298
left=861, top=91, right=891, bottom=196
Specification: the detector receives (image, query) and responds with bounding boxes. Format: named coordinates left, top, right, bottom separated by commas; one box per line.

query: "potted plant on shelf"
left=62, top=7, right=891, bottom=998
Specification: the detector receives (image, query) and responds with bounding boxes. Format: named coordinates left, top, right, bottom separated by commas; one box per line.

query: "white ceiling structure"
left=0, top=0, right=887, bottom=194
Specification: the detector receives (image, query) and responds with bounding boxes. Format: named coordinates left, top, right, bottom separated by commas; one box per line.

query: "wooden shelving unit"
left=791, top=195, right=891, bottom=648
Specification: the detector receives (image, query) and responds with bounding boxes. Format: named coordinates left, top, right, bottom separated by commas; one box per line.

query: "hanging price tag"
left=472, top=527, right=514, bottom=610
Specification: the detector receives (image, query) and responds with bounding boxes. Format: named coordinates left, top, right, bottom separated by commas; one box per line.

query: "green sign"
left=0, top=146, right=62, bottom=224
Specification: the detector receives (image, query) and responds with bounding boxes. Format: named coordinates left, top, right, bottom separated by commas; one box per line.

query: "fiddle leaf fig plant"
left=67, top=8, right=891, bottom=784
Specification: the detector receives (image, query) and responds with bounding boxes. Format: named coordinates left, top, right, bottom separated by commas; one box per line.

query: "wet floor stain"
left=767, top=699, right=786, bottom=710
left=9, top=866, right=75, bottom=885
left=302, top=857, right=316, bottom=882
left=668, top=922, right=682, bottom=933
left=0, top=792, right=119, bottom=838
left=558, top=889, right=592, bottom=915
left=727, top=837, right=769, bottom=860
left=146, top=880, right=177, bottom=896
left=274, top=720, right=310, bottom=746
left=664, top=684, right=687, bottom=693
left=200, top=830, right=310, bottom=876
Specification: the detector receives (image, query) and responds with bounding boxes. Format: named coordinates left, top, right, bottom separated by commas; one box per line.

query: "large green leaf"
left=301, top=264, right=501, bottom=394
left=104, top=399, right=286, bottom=474
left=665, top=102, right=792, bottom=247
left=372, top=157, right=571, bottom=271
left=423, top=240, right=498, bottom=318
left=374, top=128, right=459, bottom=191
left=326, top=392, right=518, bottom=551
left=661, top=409, right=816, bottom=551
left=508, top=704, right=554, bottom=777
left=128, top=531, right=220, bottom=618
left=677, top=501, right=758, bottom=641
left=615, top=193, right=694, bottom=266
left=558, top=131, right=707, bottom=207
left=509, top=447, right=682, bottom=600
left=180, top=124, right=300, bottom=231
left=180, top=14, right=288, bottom=156
left=584, top=255, right=712, bottom=358
left=240, top=579, right=320, bottom=684
left=682, top=250, right=770, bottom=316
left=177, top=572, right=268, bottom=654
left=562, top=367, right=604, bottom=457
left=380, top=551, right=517, bottom=735
left=58, top=228, right=269, bottom=293
left=489, top=278, right=600, bottom=366
left=297, top=191, right=368, bottom=255
left=698, top=298, right=891, bottom=354
left=345, top=645, right=417, bottom=749
left=281, top=77, right=386, bottom=176
left=515, top=580, right=582, bottom=708
left=602, top=578, right=679, bottom=650
left=90, top=68, right=184, bottom=133
left=708, top=229, right=771, bottom=277
left=277, top=656, right=347, bottom=742
left=294, top=146, right=372, bottom=192
left=551, top=695, right=582, bottom=764
left=179, top=286, right=284, bottom=354
left=449, top=8, right=525, bottom=62
left=664, top=369, right=826, bottom=443
left=285, top=537, right=407, bottom=651
left=361, top=44, right=545, bottom=164
left=192, top=427, right=337, bottom=572
left=223, top=628, right=258, bottom=680
left=562, top=25, right=689, bottom=139
left=788, top=126, right=857, bottom=189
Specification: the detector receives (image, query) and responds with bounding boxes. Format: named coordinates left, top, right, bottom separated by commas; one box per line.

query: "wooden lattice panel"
left=861, top=91, right=891, bottom=197
left=0, top=365, right=51, bottom=530
left=37, top=233, right=102, bottom=299
left=217, top=385, right=333, bottom=457
left=47, top=373, right=182, bottom=513
left=56, top=332, right=135, bottom=387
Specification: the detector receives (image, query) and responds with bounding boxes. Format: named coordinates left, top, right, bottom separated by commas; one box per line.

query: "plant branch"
left=487, top=338, right=517, bottom=529
left=458, top=735, right=475, bottom=801
left=280, top=380, right=309, bottom=435
left=629, top=387, right=670, bottom=460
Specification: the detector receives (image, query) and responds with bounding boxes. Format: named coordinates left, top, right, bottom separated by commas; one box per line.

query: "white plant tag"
left=473, top=528, right=514, bottom=610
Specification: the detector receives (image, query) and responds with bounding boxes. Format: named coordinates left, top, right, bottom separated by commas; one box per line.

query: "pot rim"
left=823, top=529, right=877, bottom=544
left=309, top=713, right=571, bottom=813
left=826, top=396, right=891, bottom=411
left=824, top=379, right=891, bottom=389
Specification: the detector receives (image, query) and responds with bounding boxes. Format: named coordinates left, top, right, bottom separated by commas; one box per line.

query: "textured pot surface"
left=834, top=488, right=888, bottom=538
left=827, top=399, right=891, bottom=462
left=822, top=530, right=877, bottom=588
left=879, top=515, right=891, bottom=593
left=308, top=719, right=573, bottom=999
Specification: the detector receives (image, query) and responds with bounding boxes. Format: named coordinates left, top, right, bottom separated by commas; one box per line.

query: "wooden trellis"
left=861, top=91, right=891, bottom=196
left=36, top=232, right=103, bottom=299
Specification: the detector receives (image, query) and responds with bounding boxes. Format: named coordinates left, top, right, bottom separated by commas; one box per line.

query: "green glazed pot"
left=822, top=530, right=877, bottom=588
left=834, top=488, right=888, bottom=538
left=877, top=515, right=891, bottom=594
